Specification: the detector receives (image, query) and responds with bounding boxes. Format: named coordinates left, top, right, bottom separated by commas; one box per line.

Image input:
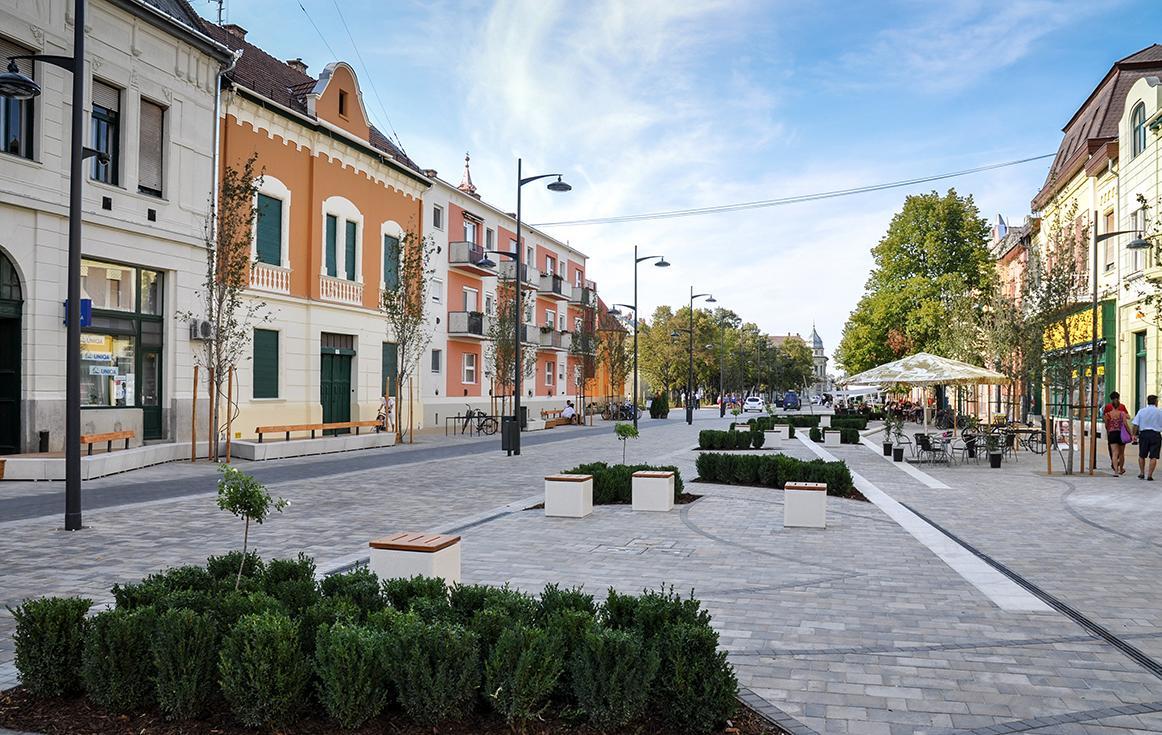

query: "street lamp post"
left=686, top=286, right=715, bottom=425
left=624, top=246, right=669, bottom=429
left=1, top=0, right=107, bottom=530
left=1090, top=220, right=1150, bottom=474
left=477, top=159, right=570, bottom=456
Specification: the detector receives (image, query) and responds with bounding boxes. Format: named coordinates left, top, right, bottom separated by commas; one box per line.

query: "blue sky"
left=208, top=0, right=1162, bottom=373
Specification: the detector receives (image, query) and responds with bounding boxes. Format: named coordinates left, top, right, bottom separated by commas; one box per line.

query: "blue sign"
left=63, top=298, right=93, bottom=327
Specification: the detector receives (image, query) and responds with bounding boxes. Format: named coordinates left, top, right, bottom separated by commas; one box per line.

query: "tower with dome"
left=809, top=325, right=830, bottom=397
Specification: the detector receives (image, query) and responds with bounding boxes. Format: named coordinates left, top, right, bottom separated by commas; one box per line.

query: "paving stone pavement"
left=3, top=412, right=1162, bottom=735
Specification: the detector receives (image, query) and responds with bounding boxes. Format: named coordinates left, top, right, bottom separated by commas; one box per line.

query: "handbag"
left=1121, top=423, right=1133, bottom=444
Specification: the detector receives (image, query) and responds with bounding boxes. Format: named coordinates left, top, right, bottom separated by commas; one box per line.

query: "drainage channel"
left=900, top=501, right=1162, bottom=681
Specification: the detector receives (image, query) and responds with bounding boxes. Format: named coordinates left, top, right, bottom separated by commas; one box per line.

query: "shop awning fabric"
left=841, top=352, right=1008, bottom=388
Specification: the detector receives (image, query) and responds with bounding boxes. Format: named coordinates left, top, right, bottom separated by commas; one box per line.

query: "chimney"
left=286, top=58, right=308, bottom=75
left=222, top=23, right=247, bottom=40
left=422, top=169, right=438, bottom=178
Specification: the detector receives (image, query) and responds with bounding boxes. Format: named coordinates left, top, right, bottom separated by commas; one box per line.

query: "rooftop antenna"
left=213, top=0, right=225, bottom=24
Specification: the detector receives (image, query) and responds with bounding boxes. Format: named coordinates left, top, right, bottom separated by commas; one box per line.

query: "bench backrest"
left=80, top=430, right=134, bottom=444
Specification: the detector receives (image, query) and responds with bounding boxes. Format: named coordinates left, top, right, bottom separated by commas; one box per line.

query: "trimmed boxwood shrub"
left=484, top=624, right=564, bottom=727
left=382, top=575, right=448, bottom=612
left=810, top=427, right=860, bottom=443
left=697, top=429, right=764, bottom=450
left=82, top=606, right=158, bottom=712
left=747, top=417, right=797, bottom=438
left=537, top=583, right=596, bottom=621
left=571, top=627, right=658, bottom=729
left=561, top=462, right=683, bottom=503
left=299, top=596, right=361, bottom=654
left=387, top=618, right=481, bottom=726
left=10, top=596, right=92, bottom=697
left=207, top=550, right=264, bottom=583
left=695, top=452, right=857, bottom=497
left=321, top=567, right=384, bottom=614
left=654, top=622, right=738, bottom=733
left=315, top=623, right=392, bottom=729
left=750, top=415, right=820, bottom=430
left=218, top=611, right=311, bottom=728
left=262, top=553, right=319, bottom=613
left=152, top=608, right=219, bottom=720
left=648, top=391, right=670, bottom=418
left=542, top=609, right=596, bottom=700
left=830, top=416, right=868, bottom=430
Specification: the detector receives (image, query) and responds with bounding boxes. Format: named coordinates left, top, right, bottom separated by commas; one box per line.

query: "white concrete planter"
left=819, top=415, right=831, bottom=428
left=824, top=430, right=842, bottom=447
left=730, top=422, right=750, bottom=431
left=544, top=474, right=593, bottom=518
left=632, top=470, right=675, bottom=512
left=369, top=532, right=461, bottom=584
left=784, top=482, right=827, bottom=528
left=525, top=418, right=546, bottom=432
left=764, top=426, right=788, bottom=444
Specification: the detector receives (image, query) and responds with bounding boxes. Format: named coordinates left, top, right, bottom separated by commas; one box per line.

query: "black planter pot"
left=988, top=452, right=1002, bottom=469
left=883, top=441, right=893, bottom=456
left=967, top=446, right=976, bottom=458
left=892, top=446, right=904, bottom=462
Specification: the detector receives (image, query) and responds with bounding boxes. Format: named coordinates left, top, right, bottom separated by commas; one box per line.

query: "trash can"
left=519, top=405, right=528, bottom=430
left=501, top=417, right=519, bottom=451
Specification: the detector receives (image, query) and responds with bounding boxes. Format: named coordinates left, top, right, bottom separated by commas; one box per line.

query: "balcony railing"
left=498, top=260, right=537, bottom=285
left=319, top=274, right=363, bottom=305
left=569, top=283, right=596, bottom=307
left=448, top=241, right=494, bottom=273
left=448, top=310, right=490, bottom=338
left=249, top=262, right=290, bottom=295
left=538, top=273, right=572, bottom=300
left=538, top=329, right=572, bottom=351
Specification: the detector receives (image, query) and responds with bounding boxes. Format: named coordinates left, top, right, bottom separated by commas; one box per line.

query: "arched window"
left=1132, top=102, right=1147, bottom=158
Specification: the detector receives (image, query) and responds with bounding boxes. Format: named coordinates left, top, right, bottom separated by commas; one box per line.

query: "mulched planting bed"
left=0, top=687, right=784, bottom=735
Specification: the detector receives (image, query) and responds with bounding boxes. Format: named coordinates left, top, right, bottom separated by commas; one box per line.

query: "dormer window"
left=1131, top=102, right=1147, bottom=158
left=338, top=90, right=349, bottom=117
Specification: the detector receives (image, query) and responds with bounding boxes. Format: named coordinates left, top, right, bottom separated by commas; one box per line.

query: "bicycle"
left=461, top=405, right=498, bottom=435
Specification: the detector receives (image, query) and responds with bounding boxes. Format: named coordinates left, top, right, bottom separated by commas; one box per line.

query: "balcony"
left=448, top=310, right=491, bottom=339
left=572, top=335, right=597, bottom=355
left=249, top=262, right=290, bottom=295
left=448, top=241, right=495, bottom=276
left=498, top=260, right=538, bottom=286
left=538, top=273, right=572, bottom=301
left=538, top=329, right=572, bottom=351
left=569, top=282, right=596, bottom=307
left=319, top=274, right=363, bottom=306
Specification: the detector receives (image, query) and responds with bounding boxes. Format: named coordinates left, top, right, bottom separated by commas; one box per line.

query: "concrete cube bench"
left=824, top=430, right=842, bottom=447
left=545, top=474, right=593, bottom=518
left=369, top=532, right=461, bottom=584
left=764, top=426, right=788, bottom=444
left=525, top=418, right=547, bottom=432
left=784, top=482, right=827, bottom=528
left=632, top=470, right=675, bottom=512
left=819, top=415, right=831, bottom=428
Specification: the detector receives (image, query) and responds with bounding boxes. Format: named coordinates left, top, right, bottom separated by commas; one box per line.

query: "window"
left=0, top=37, right=34, bottom=159
left=82, top=258, right=136, bottom=311
left=433, top=204, right=444, bottom=230
left=431, top=349, right=442, bottom=373
left=90, top=80, right=120, bottom=184
left=253, top=329, right=279, bottom=398
left=485, top=293, right=494, bottom=315
left=431, top=278, right=443, bottom=303
left=344, top=220, right=357, bottom=281
left=338, top=89, right=348, bottom=117
left=486, top=229, right=494, bottom=250
left=545, top=361, right=554, bottom=386
left=325, top=215, right=338, bottom=277
left=574, top=270, right=582, bottom=288
left=382, top=342, right=398, bottom=397
left=574, top=316, right=582, bottom=332
left=80, top=334, right=135, bottom=406
left=138, top=99, right=164, bottom=196
left=140, top=270, right=162, bottom=315
left=463, top=286, right=478, bottom=312
left=256, top=194, right=283, bottom=266
left=545, top=255, right=556, bottom=275
left=509, top=238, right=517, bottom=253
left=1132, top=102, right=1147, bottom=158
left=464, top=219, right=477, bottom=243
left=1136, top=332, right=1148, bottom=412
left=1103, top=210, right=1115, bottom=272
left=545, top=309, right=555, bottom=328
left=383, top=234, right=400, bottom=290
left=559, top=313, right=566, bottom=331
left=526, top=245, right=535, bottom=267
left=462, top=352, right=477, bottom=384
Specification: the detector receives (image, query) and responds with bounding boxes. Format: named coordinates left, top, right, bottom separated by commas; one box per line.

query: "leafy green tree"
left=216, top=465, right=288, bottom=589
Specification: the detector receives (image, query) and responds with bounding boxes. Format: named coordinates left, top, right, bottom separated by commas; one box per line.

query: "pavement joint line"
left=697, top=572, right=867, bottom=599
left=900, top=500, right=1162, bottom=682
left=796, top=433, right=1052, bottom=613
left=857, top=435, right=951, bottom=489
left=1054, top=476, right=1162, bottom=552
left=736, top=686, right=818, bottom=735
left=929, top=699, right=1162, bottom=735
left=730, top=630, right=1136, bottom=657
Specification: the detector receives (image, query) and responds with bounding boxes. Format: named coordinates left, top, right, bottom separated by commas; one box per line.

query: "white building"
left=809, top=325, right=830, bottom=396
left=0, top=0, right=231, bottom=453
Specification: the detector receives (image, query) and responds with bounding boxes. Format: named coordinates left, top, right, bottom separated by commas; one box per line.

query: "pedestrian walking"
left=1131, top=394, right=1162, bottom=481
left=1103, top=391, right=1130, bottom=476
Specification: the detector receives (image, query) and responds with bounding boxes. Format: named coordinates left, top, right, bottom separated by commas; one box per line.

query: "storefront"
left=80, top=258, right=165, bottom=439
left=1043, top=300, right=1116, bottom=417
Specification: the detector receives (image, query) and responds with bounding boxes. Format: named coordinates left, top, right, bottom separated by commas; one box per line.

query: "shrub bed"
left=828, top=417, right=868, bottom=431
left=6, top=560, right=747, bottom=735
left=695, top=452, right=859, bottom=498
left=561, top=462, right=685, bottom=504
left=697, top=429, right=764, bottom=450
left=747, top=415, right=820, bottom=431
left=809, top=427, right=860, bottom=444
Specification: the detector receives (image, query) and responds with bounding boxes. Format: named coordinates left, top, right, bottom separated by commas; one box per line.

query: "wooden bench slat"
left=784, top=482, right=827, bottom=491
left=546, top=474, right=592, bottom=482
left=369, top=532, right=460, bottom=552
left=80, top=430, right=134, bottom=444
left=632, top=471, right=675, bottom=478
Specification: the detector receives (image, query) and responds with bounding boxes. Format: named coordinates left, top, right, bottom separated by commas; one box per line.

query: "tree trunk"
left=235, top=517, right=250, bottom=591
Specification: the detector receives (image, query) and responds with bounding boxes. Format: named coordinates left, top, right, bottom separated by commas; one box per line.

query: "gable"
left=308, top=62, right=371, bottom=141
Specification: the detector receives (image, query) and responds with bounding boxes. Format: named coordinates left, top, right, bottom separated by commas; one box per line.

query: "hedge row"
left=808, top=427, right=860, bottom=444
left=11, top=557, right=736, bottom=734
left=698, top=429, right=765, bottom=450
left=561, top=462, right=683, bottom=503
left=828, top=417, right=868, bottom=430
left=694, top=452, right=858, bottom=498
left=747, top=415, right=820, bottom=430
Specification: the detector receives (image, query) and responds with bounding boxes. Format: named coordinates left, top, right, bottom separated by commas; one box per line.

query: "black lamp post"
left=476, top=160, right=569, bottom=456
left=686, top=286, right=715, bottom=425
left=610, top=247, right=669, bottom=428
left=3, top=0, right=107, bottom=531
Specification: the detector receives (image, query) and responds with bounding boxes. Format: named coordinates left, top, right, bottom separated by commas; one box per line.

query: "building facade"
left=808, top=326, right=829, bottom=396
left=0, top=0, right=230, bottom=454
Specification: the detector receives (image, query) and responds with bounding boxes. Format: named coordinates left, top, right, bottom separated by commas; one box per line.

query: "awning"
left=842, top=352, right=1007, bottom=388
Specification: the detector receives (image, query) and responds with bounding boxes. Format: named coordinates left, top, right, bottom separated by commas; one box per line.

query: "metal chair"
left=949, top=434, right=979, bottom=465
left=915, top=433, right=943, bottom=464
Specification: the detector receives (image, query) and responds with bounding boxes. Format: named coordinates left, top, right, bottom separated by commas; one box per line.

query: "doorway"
left=0, top=252, right=22, bottom=455
left=320, top=333, right=354, bottom=435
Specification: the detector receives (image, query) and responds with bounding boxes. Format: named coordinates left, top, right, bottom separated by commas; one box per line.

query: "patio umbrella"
left=841, top=352, right=1007, bottom=434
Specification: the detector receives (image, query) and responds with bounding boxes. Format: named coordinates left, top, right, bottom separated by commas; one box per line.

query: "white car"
left=743, top=396, right=765, bottom=413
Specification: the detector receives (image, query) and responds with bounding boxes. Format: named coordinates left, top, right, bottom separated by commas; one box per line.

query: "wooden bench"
left=80, top=430, right=134, bottom=456
left=255, top=419, right=383, bottom=443
left=368, top=532, right=461, bottom=584
left=541, top=409, right=564, bottom=420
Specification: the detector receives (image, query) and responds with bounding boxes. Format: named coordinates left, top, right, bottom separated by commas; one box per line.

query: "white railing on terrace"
left=319, top=274, right=363, bottom=305
left=249, top=262, right=290, bottom=294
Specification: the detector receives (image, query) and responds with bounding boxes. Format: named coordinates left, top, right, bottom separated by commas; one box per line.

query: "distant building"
left=809, top=326, right=830, bottom=396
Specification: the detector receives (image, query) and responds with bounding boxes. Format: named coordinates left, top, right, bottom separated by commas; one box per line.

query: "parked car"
left=774, top=394, right=785, bottom=408
left=783, top=391, right=801, bottom=410
left=743, top=396, right=765, bottom=413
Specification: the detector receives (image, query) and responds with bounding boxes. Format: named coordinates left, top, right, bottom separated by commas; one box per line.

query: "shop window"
left=253, top=329, right=279, bottom=398
left=80, top=334, right=135, bottom=406
left=81, top=258, right=136, bottom=311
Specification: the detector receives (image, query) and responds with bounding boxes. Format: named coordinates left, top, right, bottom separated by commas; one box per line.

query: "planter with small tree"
left=985, top=434, right=1003, bottom=469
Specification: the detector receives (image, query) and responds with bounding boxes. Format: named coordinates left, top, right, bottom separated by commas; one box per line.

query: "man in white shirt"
left=1131, top=394, right=1162, bottom=480
left=562, top=401, right=577, bottom=424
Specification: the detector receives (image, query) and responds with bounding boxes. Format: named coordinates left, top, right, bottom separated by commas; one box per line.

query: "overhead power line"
left=298, top=2, right=340, bottom=62
left=533, top=153, right=1055, bottom=227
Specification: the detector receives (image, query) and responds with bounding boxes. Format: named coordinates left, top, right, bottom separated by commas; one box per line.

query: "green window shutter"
left=255, top=194, right=282, bottom=266
left=325, top=215, right=338, bottom=277
left=253, top=329, right=279, bottom=398
left=382, top=342, right=398, bottom=397
left=345, top=220, right=357, bottom=281
left=383, top=235, right=400, bottom=290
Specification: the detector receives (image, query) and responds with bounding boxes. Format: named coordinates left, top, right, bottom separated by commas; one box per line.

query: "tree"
left=216, top=465, right=287, bottom=589
left=596, top=309, right=632, bottom=402
left=568, top=300, right=599, bottom=415
left=485, top=274, right=537, bottom=417
left=614, top=422, right=638, bottom=463
left=638, top=307, right=685, bottom=398
left=381, top=229, right=436, bottom=442
left=777, top=336, right=815, bottom=393
left=836, top=189, right=995, bottom=374
left=180, top=155, right=270, bottom=461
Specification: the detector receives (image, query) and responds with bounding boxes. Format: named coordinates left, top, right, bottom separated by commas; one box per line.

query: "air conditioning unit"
left=189, top=319, right=216, bottom=341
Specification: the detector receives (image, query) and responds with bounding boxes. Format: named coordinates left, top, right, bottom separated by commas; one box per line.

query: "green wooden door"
left=320, top=351, right=352, bottom=434
left=0, top=311, right=20, bottom=454
left=140, top=348, right=162, bottom=440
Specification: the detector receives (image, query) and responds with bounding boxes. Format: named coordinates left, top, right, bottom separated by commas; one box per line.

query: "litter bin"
left=519, top=405, right=528, bottom=430
left=501, top=417, right=519, bottom=452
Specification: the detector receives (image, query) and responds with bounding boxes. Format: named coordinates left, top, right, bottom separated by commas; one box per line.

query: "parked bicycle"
left=601, top=401, right=641, bottom=421
left=461, top=405, right=498, bottom=435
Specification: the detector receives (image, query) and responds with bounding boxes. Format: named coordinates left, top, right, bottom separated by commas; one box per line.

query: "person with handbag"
left=1103, top=391, right=1131, bottom=476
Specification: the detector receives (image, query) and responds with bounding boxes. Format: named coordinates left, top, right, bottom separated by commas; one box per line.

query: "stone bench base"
left=632, top=470, right=675, bottom=512
left=369, top=532, right=461, bottom=584
left=784, top=482, right=826, bottom=528
left=545, top=474, right=593, bottom=518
